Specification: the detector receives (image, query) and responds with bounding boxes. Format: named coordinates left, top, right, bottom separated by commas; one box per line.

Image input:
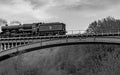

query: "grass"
left=0, top=44, right=120, bottom=75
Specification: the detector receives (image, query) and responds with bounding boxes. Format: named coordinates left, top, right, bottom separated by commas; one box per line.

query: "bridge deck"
left=0, top=33, right=120, bottom=61
left=0, top=36, right=120, bottom=61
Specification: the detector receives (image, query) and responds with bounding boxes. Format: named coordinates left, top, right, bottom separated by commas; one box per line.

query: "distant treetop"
left=86, top=16, right=120, bottom=34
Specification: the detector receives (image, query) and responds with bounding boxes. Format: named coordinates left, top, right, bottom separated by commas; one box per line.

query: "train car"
left=38, top=22, right=66, bottom=36
left=1, top=22, right=66, bottom=37
left=2, top=25, right=20, bottom=32
left=1, top=23, right=41, bottom=37
left=1, top=25, right=21, bottom=37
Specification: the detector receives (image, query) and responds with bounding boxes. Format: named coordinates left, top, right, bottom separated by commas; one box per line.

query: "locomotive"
left=0, top=22, right=66, bottom=37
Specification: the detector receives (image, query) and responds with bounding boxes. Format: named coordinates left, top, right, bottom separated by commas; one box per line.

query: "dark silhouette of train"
left=0, top=22, right=66, bottom=37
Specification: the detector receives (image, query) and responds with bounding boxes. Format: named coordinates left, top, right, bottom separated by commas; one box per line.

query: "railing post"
left=11, top=43, right=14, bottom=48
left=4, top=43, right=6, bottom=50
left=8, top=43, right=10, bottom=49
left=1, top=44, right=3, bottom=51
left=0, top=43, right=2, bottom=51
left=2, top=44, right=4, bottom=51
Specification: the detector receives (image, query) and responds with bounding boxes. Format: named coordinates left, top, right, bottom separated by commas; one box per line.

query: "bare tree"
left=86, top=16, right=120, bottom=34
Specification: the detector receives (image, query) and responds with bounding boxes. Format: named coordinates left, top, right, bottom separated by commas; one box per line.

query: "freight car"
left=0, top=22, right=66, bottom=37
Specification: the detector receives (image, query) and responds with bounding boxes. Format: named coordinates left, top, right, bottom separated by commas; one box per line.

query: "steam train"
left=0, top=22, right=66, bottom=37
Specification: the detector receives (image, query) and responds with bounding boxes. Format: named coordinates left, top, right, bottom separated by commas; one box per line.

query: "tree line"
left=86, top=16, right=120, bottom=34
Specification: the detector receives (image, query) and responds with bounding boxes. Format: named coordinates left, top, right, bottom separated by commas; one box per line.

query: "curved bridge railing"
left=0, top=36, right=120, bottom=61
left=0, top=31, right=120, bottom=51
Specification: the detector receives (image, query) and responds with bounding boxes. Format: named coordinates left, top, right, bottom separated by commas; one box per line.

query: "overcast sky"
left=0, top=0, right=120, bottom=30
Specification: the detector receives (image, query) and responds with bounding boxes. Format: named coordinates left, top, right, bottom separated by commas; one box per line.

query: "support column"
left=2, top=43, right=4, bottom=51
left=8, top=43, right=10, bottom=49
left=1, top=44, right=3, bottom=51
left=11, top=43, right=14, bottom=48
left=6, top=43, right=8, bottom=50
left=13, top=43, right=15, bottom=48
left=15, top=42, right=17, bottom=47
left=9, top=43, right=12, bottom=48
left=4, top=43, right=7, bottom=50
left=0, top=43, right=3, bottom=51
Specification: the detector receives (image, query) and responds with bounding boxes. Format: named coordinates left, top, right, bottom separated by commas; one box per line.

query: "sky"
left=0, top=0, right=120, bottom=30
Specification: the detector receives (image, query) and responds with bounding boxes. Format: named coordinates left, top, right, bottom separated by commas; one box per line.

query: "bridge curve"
left=0, top=36, right=120, bottom=61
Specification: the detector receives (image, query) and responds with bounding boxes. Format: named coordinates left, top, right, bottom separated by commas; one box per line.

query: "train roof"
left=1, top=22, right=65, bottom=27
left=40, top=22, right=65, bottom=25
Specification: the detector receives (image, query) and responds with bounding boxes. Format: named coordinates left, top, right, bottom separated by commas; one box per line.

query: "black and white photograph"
left=0, top=0, right=120, bottom=75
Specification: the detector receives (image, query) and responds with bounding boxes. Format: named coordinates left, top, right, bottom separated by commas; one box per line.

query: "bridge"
left=0, top=30, right=120, bottom=61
